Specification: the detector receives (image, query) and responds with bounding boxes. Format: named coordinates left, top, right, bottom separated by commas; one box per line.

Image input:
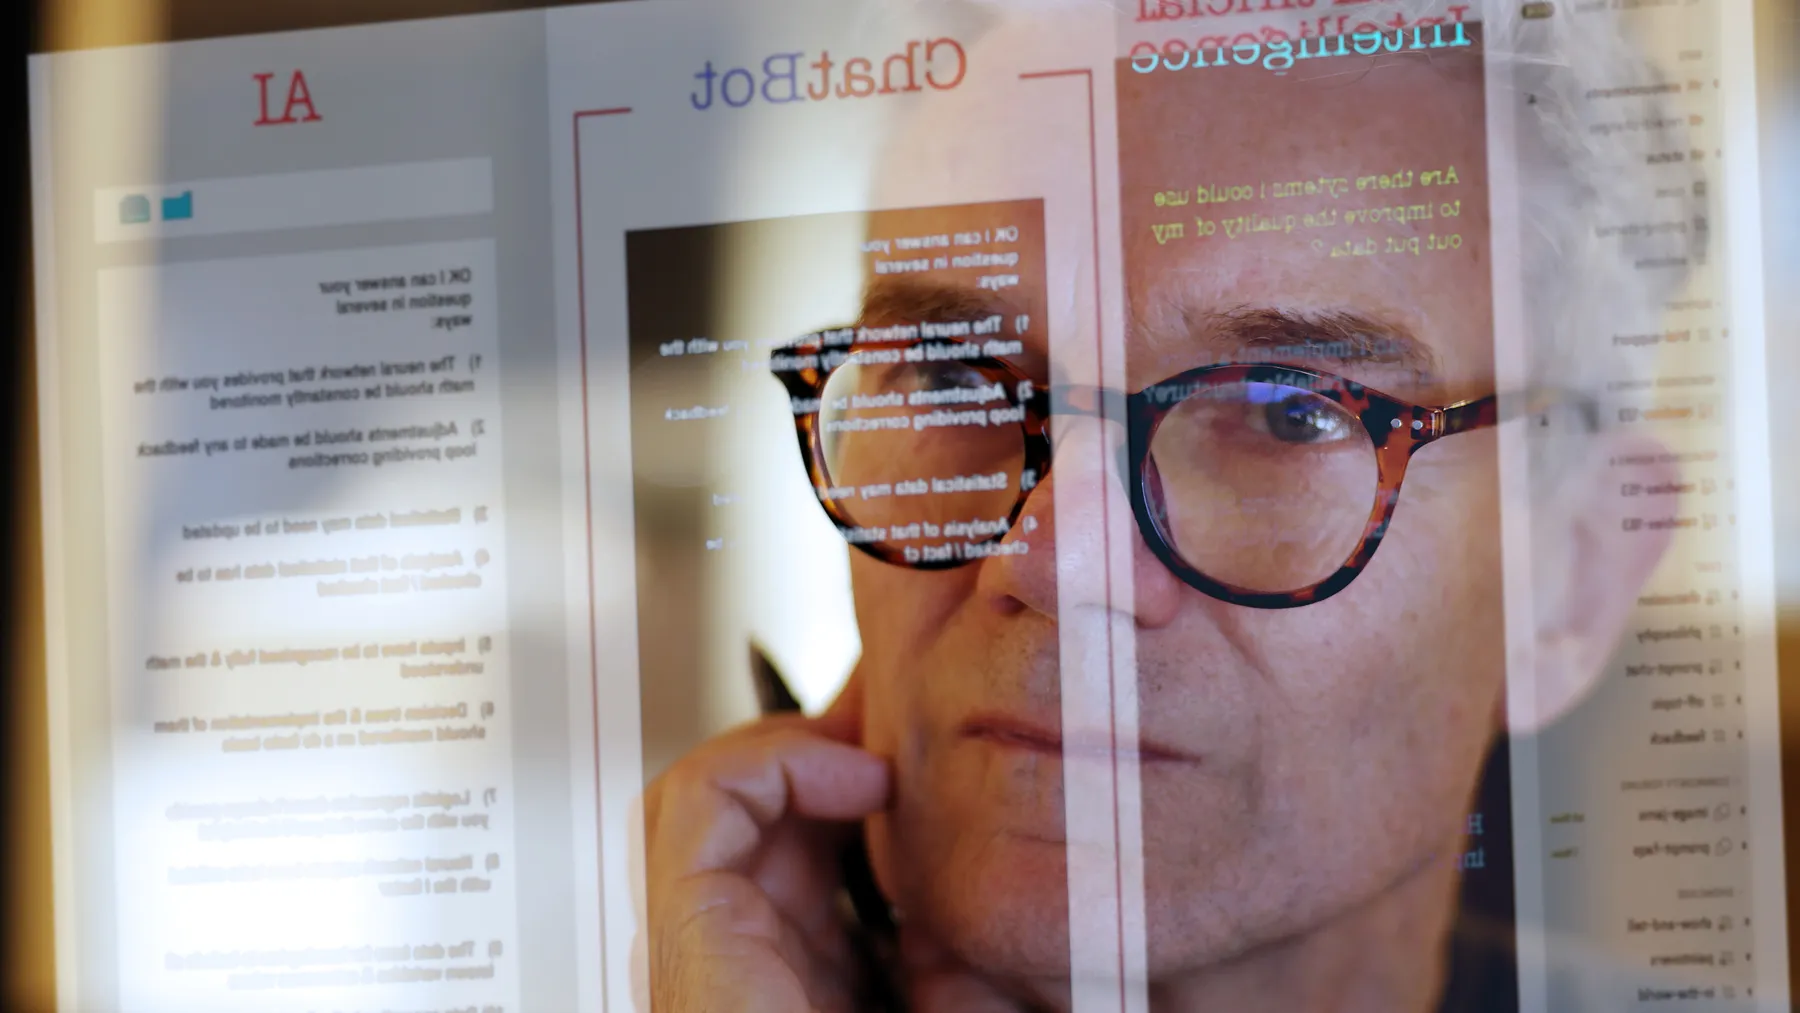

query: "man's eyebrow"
left=1140, top=301, right=1440, bottom=378
left=859, top=277, right=1012, bottom=327
left=857, top=281, right=1435, bottom=378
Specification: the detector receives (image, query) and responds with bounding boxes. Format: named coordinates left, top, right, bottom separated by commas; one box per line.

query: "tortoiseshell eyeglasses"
left=772, top=329, right=1581, bottom=609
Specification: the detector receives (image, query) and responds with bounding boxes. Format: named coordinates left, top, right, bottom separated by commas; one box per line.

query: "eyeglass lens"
left=817, top=356, right=1027, bottom=562
left=1146, top=379, right=1377, bottom=593
left=813, top=358, right=1381, bottom=589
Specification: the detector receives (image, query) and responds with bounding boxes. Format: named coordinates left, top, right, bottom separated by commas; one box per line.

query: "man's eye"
left=1257, top=394, right=1355, bottom=444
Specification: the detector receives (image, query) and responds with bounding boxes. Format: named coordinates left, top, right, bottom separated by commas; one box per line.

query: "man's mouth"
left=956, top=713, right=1200, bottom=765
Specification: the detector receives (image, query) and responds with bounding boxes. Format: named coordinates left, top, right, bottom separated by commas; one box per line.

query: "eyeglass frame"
left=772, top=329, right=1584, bottom=609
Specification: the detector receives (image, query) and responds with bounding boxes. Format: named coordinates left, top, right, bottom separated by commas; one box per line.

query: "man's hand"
left=639, top=679, right=888, bottom=1013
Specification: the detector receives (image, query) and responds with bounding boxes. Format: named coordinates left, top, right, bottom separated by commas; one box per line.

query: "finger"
left=753, top=815, right=860, bottom=937
left=651, top=872, right=812, bottom=1013
left=653, top=729, right=889, bottom=879
left=628, top=793, right=650, bottom=943
left=639, top=718, right=881, bottom=942
left=764, top=893, right=858, bottom=1013
left=630, top=927, right=650, bottom=1013
left=656, top=871, right=862, bottom=1013
left=641, top=713, right=828, bottom=847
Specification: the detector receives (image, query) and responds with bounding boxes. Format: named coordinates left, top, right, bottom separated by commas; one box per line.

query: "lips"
left=956, top=712, right=1200, bottom=764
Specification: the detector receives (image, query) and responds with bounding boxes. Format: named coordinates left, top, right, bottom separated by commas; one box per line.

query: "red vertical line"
left=572, top=104, right=632, bottom=1009
left=570, top=108, right=604, bottom=1013
left=1078, top=68, right=1129, bottom=1013
left=1020, top=67, right=1126, bottom=1012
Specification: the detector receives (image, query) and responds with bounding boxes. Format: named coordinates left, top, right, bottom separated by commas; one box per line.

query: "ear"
left=1507, top=430, right=1680, bottom=734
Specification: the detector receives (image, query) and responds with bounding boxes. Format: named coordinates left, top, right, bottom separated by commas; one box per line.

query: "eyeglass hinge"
left=1418, top=408, right=1447, bottom=440
left=1408, top=409, right=1444, bottom=440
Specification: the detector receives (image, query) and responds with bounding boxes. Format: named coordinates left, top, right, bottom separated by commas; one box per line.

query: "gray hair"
left=1489, top=5, right=1708, bottom=419
left=907, top=1, right=1706, bottom=447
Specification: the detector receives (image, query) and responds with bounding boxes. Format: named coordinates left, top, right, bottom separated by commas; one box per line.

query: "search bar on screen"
left=92, top=157, right=493, bottom=244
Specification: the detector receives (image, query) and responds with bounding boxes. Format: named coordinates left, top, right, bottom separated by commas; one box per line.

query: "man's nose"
left=976, top=421, right=1184, bottom=628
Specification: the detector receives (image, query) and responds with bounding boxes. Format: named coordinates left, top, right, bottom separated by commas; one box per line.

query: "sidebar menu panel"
left=1529, top=2, right=1783, bottom=1008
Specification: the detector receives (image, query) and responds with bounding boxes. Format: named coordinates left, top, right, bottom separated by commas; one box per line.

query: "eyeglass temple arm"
left=1436, top=395, right=1498, bottom=437
left=1435, top=388, right=1599, bottom=438
left=1041, top=384, right=1129, bottom=420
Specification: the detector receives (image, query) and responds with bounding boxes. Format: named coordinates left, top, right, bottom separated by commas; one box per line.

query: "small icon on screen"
left=160, top=191, right=194, bottom=221
left=119, top=194, right=151, bottom=224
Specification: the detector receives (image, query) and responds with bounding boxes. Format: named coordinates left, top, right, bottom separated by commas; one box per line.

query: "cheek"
left=1248, top=494, right=1505, bottom=790
left=1368, top=457, right=1503, bottom=617
left=853, top=650, right=922, bottom=917
left=1315, top=536, right=1504, bottom=811
left=848, top=556, right=978, bottom=658
left=864, top=814, right=900, bottom=913
left=854, top=643, right=919, bottom=772
left=1331, top=533, right=1505, bottom=733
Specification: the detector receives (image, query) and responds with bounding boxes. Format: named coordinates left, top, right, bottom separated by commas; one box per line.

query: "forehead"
left=1118, top=49, right=1493, bottom=396
left=859, top=36, right=1497, bottom=400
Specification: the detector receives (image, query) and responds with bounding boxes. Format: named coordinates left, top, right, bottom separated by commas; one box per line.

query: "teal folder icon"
left=119, top=194, right=151, bottom=224
left=161, top=191, right=193, bottom=221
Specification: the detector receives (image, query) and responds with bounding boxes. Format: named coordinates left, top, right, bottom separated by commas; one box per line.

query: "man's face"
left=854, top=50, right=1506, bottom=981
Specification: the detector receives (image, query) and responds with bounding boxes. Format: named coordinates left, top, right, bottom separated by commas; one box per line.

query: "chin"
left=868, top=812, right=1076, bottom=978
